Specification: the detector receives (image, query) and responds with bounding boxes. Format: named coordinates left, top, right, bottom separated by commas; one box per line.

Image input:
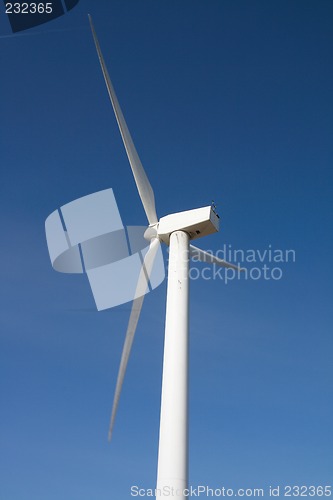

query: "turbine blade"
left=108, top=238, right=160, bottom=441
left=88, top=15, right=158, bottom=225
left=190, top=244, right=244, bottom=271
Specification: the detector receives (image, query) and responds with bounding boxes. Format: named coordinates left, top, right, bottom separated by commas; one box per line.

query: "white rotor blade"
left=108, top=237, right=161, bottom=441
left=190, top=244, right=244, bottom=271
left=89, top=15, right=158, bottom=225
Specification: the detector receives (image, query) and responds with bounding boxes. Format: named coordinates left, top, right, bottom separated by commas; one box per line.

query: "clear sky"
left=1, top=1, right=332, bottom=499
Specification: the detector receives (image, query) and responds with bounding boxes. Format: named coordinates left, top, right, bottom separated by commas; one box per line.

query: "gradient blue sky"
left=1, top=1, right=332, bottom=499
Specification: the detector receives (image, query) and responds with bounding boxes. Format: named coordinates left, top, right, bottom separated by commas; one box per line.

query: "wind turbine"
left=73, top=15, right=242, bottom=499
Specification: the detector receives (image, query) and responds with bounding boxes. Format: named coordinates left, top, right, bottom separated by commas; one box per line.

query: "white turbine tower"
left=89, top=16, right=241, bottom=500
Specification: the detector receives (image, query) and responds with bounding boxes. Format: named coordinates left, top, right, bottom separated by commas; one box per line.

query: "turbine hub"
left=144, top=223, right=159, bottom=241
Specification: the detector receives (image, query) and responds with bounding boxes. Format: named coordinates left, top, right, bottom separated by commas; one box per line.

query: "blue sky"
left=1, top=1, right=332, bottom=498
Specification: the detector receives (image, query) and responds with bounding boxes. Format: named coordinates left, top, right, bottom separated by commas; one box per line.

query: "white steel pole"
left=156, top=230, right=190, bottom=500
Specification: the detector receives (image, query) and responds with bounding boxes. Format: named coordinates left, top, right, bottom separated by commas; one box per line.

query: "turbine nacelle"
left=157, top=206, right=219, bottom=245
